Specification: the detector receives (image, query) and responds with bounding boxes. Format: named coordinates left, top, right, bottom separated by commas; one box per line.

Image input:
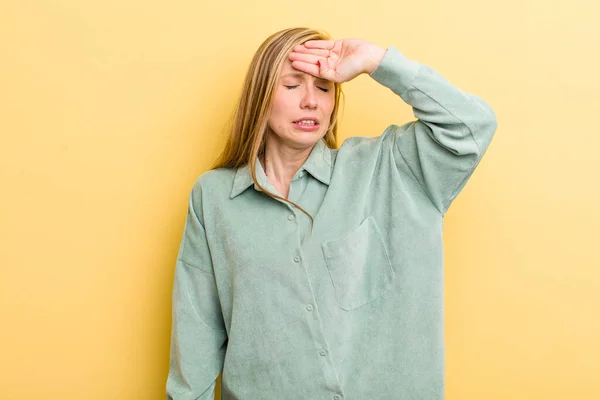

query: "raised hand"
left=289, top=38, right=387, bottom=84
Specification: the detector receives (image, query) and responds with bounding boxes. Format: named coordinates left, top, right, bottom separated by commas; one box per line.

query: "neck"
left=260, top=134, right=315, bottom=184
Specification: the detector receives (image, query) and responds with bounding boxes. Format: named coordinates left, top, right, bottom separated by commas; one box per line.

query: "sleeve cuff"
left=368, top=45, right=421, bottom=97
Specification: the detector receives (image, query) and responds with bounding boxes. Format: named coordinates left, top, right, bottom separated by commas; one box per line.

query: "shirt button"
left=306, top=304, right=313, bottom=311
left=319, top=349, right=326, bottom=356
left=334, top=396, right=341, bottom=400
left=287, top=214, right=294, bottom=220
left=294, top=255, right=301, bottom=263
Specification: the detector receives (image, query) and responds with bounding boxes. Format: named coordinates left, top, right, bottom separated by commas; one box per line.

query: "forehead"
left=279, top=59, right=301, bottom=76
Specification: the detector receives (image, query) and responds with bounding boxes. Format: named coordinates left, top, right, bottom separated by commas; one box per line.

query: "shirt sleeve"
left=369, top=46, right=498, bottom=215
left=166, top=182, right=227, bottom=400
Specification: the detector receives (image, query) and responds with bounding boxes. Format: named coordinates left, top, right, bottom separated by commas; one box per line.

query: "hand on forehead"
left=289, top=40, right=341, bottom=80
left=288, top=38, right=379, bottom=83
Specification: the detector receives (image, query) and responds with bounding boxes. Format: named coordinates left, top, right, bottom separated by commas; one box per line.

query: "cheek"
left=267, top=93, right=294, bottom=134
left=270, top=92, right=294, bottom=121
left=323, top=94, right=335, bottom=116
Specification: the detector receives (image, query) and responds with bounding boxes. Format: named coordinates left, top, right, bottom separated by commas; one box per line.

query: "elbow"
left=469, top=97, right=498, bottom=154
left=473, top=94, right=498, bottom=134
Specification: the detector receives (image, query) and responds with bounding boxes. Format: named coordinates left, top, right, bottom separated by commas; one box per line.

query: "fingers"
left=302, top=40, right=335, bottom=49
left=292, top=44, right=329, bottom=57
left=290, top=60, right=320, bottom=78
left=289, top=51, right=323, bottom=65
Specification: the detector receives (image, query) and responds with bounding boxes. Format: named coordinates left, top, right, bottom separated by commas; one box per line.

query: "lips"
left=292, top=117, right=320, bottom=124
left=292, top=118, right=320, bottom=131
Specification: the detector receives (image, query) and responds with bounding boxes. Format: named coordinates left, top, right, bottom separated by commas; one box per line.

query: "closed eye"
left=284, top=85, right=329, bottom=92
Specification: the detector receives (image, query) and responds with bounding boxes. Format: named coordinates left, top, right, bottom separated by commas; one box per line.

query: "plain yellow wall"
left=1, top=0, right=598, bottom=398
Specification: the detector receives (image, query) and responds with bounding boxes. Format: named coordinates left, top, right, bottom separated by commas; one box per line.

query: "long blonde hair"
left=210, top=27, right=344, bottom=228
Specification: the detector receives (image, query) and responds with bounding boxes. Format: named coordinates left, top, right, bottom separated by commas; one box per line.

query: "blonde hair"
left=210, top=27, right=344, bottom=230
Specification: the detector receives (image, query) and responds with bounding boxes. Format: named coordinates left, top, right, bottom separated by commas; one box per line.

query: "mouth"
left=292, top=118, right=320, bottom=131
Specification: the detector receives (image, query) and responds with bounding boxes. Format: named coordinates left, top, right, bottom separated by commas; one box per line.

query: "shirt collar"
left=230, top=138, right=333, bottom=199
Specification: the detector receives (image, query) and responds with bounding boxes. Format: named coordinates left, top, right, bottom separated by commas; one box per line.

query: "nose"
left=300, top=86, right=318, bottom=110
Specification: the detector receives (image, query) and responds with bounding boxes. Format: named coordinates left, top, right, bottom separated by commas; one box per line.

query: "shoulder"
left=189, top=167, right=236, bottom=207
left=195, top=167, right=236, bottom=190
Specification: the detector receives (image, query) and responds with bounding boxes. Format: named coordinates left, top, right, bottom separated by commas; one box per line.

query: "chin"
left=290, top=132, right=324, bottom=146
left=269, top=128, right=324, bottom=149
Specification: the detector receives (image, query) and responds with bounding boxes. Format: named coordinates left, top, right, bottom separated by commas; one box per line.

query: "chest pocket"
left=321, top=215, right=396, bottom=311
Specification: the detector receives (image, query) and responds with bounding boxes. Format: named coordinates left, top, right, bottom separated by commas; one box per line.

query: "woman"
left=166, top=27, right=497, bottom=400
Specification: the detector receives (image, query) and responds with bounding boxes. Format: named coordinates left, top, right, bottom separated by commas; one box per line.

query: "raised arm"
left=369, top=45, right=498, bottom=214
left=290, top=39, right=498, bottom=214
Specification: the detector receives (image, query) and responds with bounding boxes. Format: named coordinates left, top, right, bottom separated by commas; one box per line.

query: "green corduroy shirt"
left=166, top=45, right=498, bottom=400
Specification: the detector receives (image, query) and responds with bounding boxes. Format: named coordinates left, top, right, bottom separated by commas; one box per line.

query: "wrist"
left=364, top=45, right=387, bottom=75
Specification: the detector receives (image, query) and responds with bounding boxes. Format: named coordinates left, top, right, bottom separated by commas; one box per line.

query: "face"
left=266, top=56, right=335, bottom=149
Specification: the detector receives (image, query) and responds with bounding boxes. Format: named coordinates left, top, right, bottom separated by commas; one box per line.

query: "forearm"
left=369, top=46, right=497, bottom=146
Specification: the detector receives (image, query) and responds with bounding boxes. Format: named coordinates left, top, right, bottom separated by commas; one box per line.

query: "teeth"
left=296, top=120, right=316, bottom=125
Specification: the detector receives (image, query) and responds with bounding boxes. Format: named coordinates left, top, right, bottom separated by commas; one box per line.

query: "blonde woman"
left=166, top=27, right=497, bottom=400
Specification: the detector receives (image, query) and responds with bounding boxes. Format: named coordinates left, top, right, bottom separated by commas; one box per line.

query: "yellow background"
left=1, top=0, right=598, bottom=398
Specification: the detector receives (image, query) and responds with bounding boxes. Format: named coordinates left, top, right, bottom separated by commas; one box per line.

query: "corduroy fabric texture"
left=166, top=45, right=498, bottom=400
